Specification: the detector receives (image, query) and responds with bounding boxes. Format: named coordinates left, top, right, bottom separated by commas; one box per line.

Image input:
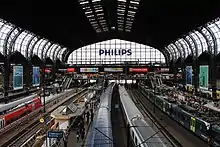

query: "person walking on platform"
left=90, top=109, right=94, bottom=122
left=80, top=129, right=85, bottom=141
left=86, top=111, right=90, bottom=123
left=76, top=129, right=80, bottom=142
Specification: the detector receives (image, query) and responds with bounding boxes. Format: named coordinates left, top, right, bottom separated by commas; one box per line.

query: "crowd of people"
left=75, top=103, right=95, bottom=143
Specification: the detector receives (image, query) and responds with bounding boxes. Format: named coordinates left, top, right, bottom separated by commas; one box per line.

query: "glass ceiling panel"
left=58, top=47, right=66, bottom=60
left=195, top=30, right=208, bottom=52
left=179, top=38, right=190, bottom=56
left=33, top=39, right=45, bottom=57
left=78, top=0, right=108, bottom=33
left=53, top=46, right=61, bottom=60
left=208, top=22, right=220, bottom=53
left=42, top=42, right=52, bottom=59
left=117, top=0, right=140, bottom=32
left=190, top=32, right=203, bottom=55
left=48, top=44, right=58, bottom=59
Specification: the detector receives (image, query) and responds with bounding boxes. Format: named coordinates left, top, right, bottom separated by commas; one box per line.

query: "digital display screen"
left=80, top=68, right=99, bottom=73
left=104, top=68, right=123, bottom=72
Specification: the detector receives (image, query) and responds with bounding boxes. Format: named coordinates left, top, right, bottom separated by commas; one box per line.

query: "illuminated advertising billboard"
left=199, top=65, right=209, bottom=89
left=80, top=68, right=99, bottom=73
left=186, top=66, right=192, bottom=85
left=33, top=66, right=40, bottom=86
left=13, top=65, right=23, bottom=90
left=104, top=68, right=123, bottom=72
left=67, top=68, right=75, bottom=73
left=129, top=68, right=148, bottom=73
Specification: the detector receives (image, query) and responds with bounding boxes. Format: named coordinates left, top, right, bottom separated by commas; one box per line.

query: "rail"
left=0, top=88, right=87, bottom=147
left=129, top=89, right=182, bottom=147
left=19, top=90, right=88, bottom=147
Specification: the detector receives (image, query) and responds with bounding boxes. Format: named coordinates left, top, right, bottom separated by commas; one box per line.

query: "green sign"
left=199, top=65, right=209, bottom=89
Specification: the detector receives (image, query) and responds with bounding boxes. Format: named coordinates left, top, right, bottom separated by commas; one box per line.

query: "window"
left=67, top=39, right=166, bottom=65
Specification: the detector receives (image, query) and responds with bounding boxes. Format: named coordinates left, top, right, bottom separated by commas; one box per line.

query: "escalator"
left=66, top=77, right=73, bottom=89
left=62, top=77, right=70, bottom=90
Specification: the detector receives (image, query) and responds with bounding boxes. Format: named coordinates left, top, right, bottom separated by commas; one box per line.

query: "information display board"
left=186, top=66, right=193, bottom=85
left=80, top=68, right=99, bottom=73
left=104, top=68, right=123, bottom=72
left=33, top=66, right=40, bottom=86
left=199, top=65, right=209, bottom=89
left=129, top=68, right=148, bottom=73
left=13, top=65, right=23, bottom=90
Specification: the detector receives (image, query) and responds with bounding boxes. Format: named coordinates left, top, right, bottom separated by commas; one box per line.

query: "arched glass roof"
left=67, top=39, right=166, bottom=65
left=0, top=18, right=65, bottom=61
left=166, top=18, right=220, bottom=60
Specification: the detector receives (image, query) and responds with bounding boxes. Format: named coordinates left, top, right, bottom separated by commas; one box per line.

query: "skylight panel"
left=130, top=0, right=139, bottom=5
left=92, top=0, right=101, bottom=2
left=118, top=0, right=127, bottom=2
left=80, top=1, right=89, bottom=5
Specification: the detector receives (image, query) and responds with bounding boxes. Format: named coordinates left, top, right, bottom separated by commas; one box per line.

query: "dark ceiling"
left=0, top=0, right=220, bottom=52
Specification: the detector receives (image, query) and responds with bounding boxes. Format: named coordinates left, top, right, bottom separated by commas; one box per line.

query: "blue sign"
left=47, top=131, right=63, bottom=138
left=13, top=66, right=23, bottom=90
left=99, top=49, right=132, bottom=56
left=186, top=66, right=192, bottom=85
left=33, top=66, right=40, bottom=86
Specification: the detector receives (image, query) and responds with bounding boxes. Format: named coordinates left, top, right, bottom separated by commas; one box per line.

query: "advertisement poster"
left=199, top=65, right=209, bottom=89
left=80, top=68, right=99, bottom=73
left=129, top=68, right=148, bottom=73
left=104, top=68, right=123, bottom=72
left=13, top=65, right=23, bottom=90
left=33, top=66, right=40, bottom=86
left=186, top=66, right=192, bottom=85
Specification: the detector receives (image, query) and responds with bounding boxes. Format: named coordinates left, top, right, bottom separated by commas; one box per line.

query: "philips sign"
left=99, top=49, right=132, bottom=56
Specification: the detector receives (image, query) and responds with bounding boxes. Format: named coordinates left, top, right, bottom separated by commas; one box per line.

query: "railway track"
left=130, top=88, right=208, bottom=147
left=0, top=89, right=88, bottom=147
left=129, top=89, right=181, bottom=147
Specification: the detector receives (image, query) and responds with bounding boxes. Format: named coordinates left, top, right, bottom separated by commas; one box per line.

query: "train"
left=88, top=83, right=115, bottom=147
left=138, top=85, right=220, bottom=146
left=0, top=88, right=76, bottom=130
left=0, top=96, right=42, bottom=129
left=119, top=85, right=172, bottom=147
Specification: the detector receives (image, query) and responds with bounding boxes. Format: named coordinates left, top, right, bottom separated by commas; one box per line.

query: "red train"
left=0, top=97, right=42, bottom=129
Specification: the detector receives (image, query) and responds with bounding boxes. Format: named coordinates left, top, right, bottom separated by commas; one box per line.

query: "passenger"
left=86, top=111, right=90, bottom=123
left=76, top=129, right=80, bottom=142
left=63, top=137, right=68, bottom=147
left=90, top=109, right=94, bottom=122
left=81, top=129, right=85, bottom=141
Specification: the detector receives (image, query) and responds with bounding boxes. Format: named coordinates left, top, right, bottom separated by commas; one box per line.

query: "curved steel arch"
left=188, top=33, right=199, bottom=57
left=49, top=45, right=60, bottom=60
left=183, top=37, right=194, bottom=57
left=55, top=47, right=66, bottom=61
left=9, top=29, right=23, bottom=54
left=26, top=34, right=37, bottom=58
left=3, top=26, right=17, bottom=55
left=36, top=39, right=47, bottom=57
left=52, top=46, right=61, bottom=60
left=196, top=27, right=215, bottom=54
left=48, top=44, right=59, bottom=60
left=204, top=25, right=217, bottom=55
left=180, top=38, right=192, bottom=56
left=171, top=43, right=182, bottom=59
left=29, top=37, right=42, bottom=58
left=165, top=47, right=174, bottom=60
left=44, top=43, right=54, bottom=60
left=18, top=32, right=29, bottom=53
left=40, top=41, right=51, bottom=59
left=190, top=31, right=204, bottom=56
left=175, top=40, right=186, bottom=59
